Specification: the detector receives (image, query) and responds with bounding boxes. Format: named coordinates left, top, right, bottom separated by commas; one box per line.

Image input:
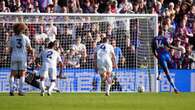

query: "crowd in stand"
left=0, top=0, right=195, bottom=69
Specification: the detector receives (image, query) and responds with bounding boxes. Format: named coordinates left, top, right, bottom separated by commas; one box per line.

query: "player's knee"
left=19, top=70, right=26, bottom=77
left=106, top=72, right=112, bottom=77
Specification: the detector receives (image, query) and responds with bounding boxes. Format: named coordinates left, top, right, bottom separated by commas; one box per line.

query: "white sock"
left=105, top=81, right=111, bottom=93
left=107, top=77, right=112, bottom=84
left=19, top=76, right=25, bottom=93
left=40, top=81, right=45, bottom=92
left=48, top=82, right=56, bottom=93
left=9, top=76, right=14, bottom=92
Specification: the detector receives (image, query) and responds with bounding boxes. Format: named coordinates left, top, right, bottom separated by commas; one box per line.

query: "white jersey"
left=96, top=43, right=114, bottom=60
left=9, top=34, right=31, bottom=62
left=40, top=49, right=62, bottom=68
left=95, top=43, right=114, bottom=73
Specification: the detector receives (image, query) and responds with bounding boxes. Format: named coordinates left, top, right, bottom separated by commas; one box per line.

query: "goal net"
left=0, top=13, right=158, bottom=93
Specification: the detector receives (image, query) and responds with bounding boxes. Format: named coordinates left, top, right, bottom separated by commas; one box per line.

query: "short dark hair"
left=48, top=41, right=55, bottom=49
left=102, top=37, right=109, bottom=43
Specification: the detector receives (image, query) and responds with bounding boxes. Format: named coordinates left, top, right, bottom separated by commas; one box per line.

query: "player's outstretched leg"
left=105, top=72, right=112, bottom=96
left=157, top=70, right=161, bottom=80
left=18, top=71, right=26, bottom=96
left=164, top=72, right=179, bottom=94
left=40, top=77, right=46, bottom=96
left=48, top=80, right=56, bottom=96
left=9, top=75, right=15, bottom=96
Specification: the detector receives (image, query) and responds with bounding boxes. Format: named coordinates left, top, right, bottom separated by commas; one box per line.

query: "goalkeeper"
left=24, top=64, right=65, bottom=93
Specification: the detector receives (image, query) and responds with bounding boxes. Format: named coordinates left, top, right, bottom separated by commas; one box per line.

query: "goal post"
left=0, top=13, right=158, bottom=93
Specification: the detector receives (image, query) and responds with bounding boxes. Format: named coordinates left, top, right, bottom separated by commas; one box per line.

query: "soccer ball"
left=137, top=86, right=145, bottom=93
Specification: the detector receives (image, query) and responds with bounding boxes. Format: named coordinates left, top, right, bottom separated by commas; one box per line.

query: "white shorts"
left=97, top=59, right=112, bottom=74
left=38, top=67, right=57, bottom=80
left=11, top=60, right=27, bottom=71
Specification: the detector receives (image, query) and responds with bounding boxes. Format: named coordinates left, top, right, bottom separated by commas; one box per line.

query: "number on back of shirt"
left=47, top=51, right=53, bottom=59
left=156, top=40, right=164, bottom=48
left=16, top=39, right=22, bottom=48
left=100, top=44, right=106, bottom=50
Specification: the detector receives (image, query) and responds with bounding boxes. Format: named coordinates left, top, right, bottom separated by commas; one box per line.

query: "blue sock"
left=158, top=70, right=161, bottom=77
left=165, top=74, right=176, bottom=89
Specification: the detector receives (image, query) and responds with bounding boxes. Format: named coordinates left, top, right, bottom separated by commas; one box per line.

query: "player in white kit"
left=38, top=41, right=63, bottom=96
left=8, top=23, right=34, bottom=96
left=94, top=37, right=117, bottom=96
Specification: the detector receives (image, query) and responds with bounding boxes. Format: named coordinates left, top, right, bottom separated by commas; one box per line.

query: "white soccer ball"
left=137, top=86, right=145, bottom=93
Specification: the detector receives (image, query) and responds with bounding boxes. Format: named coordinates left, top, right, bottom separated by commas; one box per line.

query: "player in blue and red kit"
left=152, top=29, right=181, bottom=94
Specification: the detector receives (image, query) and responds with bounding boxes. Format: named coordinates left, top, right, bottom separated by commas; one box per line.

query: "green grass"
left=0, top=92, right=195, bottom=110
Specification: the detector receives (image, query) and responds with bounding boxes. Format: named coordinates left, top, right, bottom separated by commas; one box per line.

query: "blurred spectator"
left=122, top=35, right=135, bottom=68
left=57, top=0, right=68, bottom=7
left=12, top=0, right=24, bottom=12
left=94, top=32, right=101, bottom=44
left=175, top=18, right=192, bottom=40
left=138, top=0, right=147, bottom=13
left=83, top=17, right=92, bottom=32
left=167, top=2, right=176, bottom=16
left=45, top=20, right=57, bottom=42
left=163, top=23, right=174, bottom=44
left=67, top=0, right=78, bottom=13
left=87, top=41, right=97, bottom=68
left=91, top=23, right=99, bottom=39
left=54, top=39, right=64, bottom=55
left=172, top=39, right=186, bottom=68
left=34, top=25, right=48, bottom=55
left=65, top=47, right=81, bottom=68
left=111, top=38, right=125, bottom=67
left=58, top=26, right=73, bottom=51
left=83, top=32, right=94, bottom=50
left=24, top=2, right=34, bottom=13
left=189, top=21, right=195, bottom=50
left=187, top=4, right=195, bottom=29
left=42, top=0, right=53, bottom=12
left=34, top=1, right=40, bottom=13
left=0, top=0, right=10, bottom=12
left=71, top=37, right=87, bottom=64
left=118, top=0, right=133, bottom=13
left=107, top=0, right=117, bottom=13
left=53, top=0, right=62, bottom=13
left=169, top=49, right=177, bottom=69
left=98, top=0, right=108, bottom=13
left=181, top=45, right=194, bottom=69
left=106, top=24, right=114, bottom=38
left=93, top=3, right=99, bottom=13
left=152, top=0, right=162, bottom=15
left=81, top=0, right=94, bottom=13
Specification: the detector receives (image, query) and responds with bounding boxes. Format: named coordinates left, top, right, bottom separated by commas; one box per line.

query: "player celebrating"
left=38, top=41, right=63, bottom=96
left=7, top=23, right=34, bottom=96
left=152, top=28, right=181, bottom=94
left=94, top=37, right=117, bottom=96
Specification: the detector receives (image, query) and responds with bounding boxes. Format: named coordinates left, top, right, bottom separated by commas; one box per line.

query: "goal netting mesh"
left=0, top=13, right=158, bottom=92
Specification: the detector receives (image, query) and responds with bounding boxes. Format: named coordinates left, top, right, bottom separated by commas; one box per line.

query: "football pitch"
left=0, top=92, right=195, bottom=110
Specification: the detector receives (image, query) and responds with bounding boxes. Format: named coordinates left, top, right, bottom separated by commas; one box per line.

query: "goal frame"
left=0, top=13, right=159, bottom=92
